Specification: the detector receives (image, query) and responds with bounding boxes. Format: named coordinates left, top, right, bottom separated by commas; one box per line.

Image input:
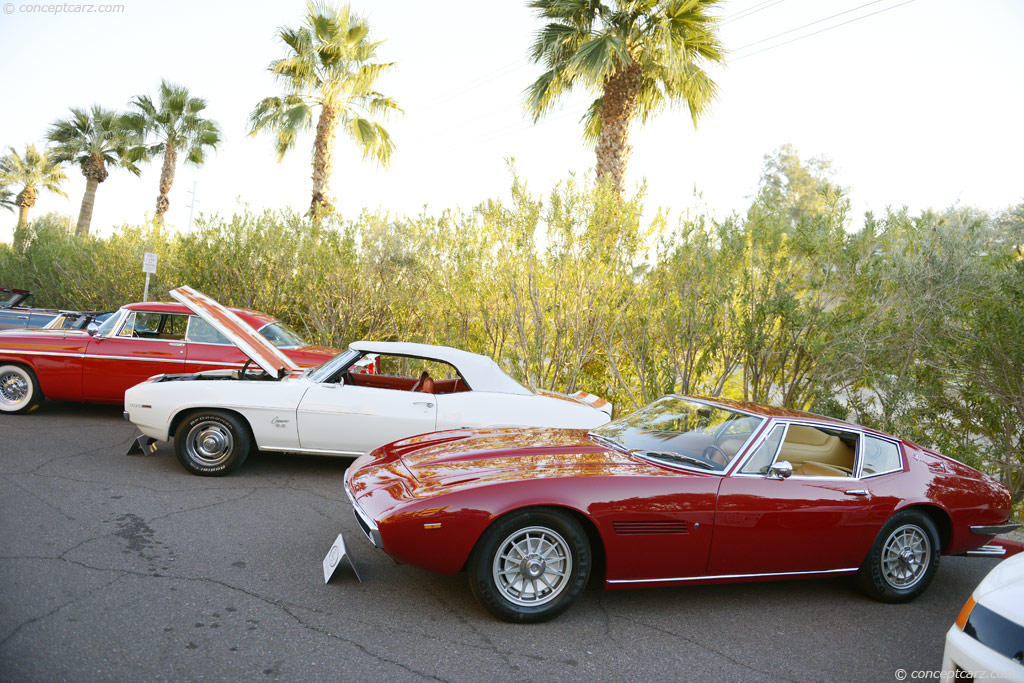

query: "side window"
left=740, top=424, right=786, bottom=474
left=186, top=316, right=231, bottom=345
left=777, top=424, right=859, bottom=478
left=345, top=354, right=463, bottom=394
left=374, top=355, right=458, bottom=381
left=118, top=312, right=186, bottom=340
left=861, top=436, right=903, bottom=477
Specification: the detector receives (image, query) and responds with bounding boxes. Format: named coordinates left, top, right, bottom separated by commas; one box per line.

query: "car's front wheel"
left=467, top=508, right=590, bottom=623
left=0, top=364, right=42, bottom=414
left=857, top=509, right=940, bottom=602
left=174, top=410, right=251, bottom=476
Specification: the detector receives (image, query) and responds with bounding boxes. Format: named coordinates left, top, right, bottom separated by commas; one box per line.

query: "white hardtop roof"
left=349, top=340, right=532, bottom=396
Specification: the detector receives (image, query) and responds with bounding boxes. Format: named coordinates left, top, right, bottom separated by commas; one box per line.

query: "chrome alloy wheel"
left=0, top=369, right=29, bottom=406
left=183, top=420, right=234, bottom=467
left=881, top=524, right=931, bottom=589
left=492, top=526, right=572, bottom=607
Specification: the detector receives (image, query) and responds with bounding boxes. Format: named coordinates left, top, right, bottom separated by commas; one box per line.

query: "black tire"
left=174, top=410, right=251, bottom=476
left=0, top=363, right=43, bottom=414
left=467, top=508, right=590, bottom=623
left=857, top=509, right=940, bottom=603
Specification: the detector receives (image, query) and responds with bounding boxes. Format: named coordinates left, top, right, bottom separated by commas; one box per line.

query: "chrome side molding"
left=962, top=544, right=1007, bottom=558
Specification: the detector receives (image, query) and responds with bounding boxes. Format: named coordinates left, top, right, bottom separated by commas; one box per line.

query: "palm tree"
left=123, top=80, right=221, bottom=223
left=46, top=105, right=141, bottom=236
left=525, top=0, right=726, bottom=195
left=0, top=144, right=68, bottom=230
left=249, top=2, right=401, bottom=218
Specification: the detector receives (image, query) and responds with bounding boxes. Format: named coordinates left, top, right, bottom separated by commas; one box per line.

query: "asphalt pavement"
left=0, top=401, right=1009, bottom=682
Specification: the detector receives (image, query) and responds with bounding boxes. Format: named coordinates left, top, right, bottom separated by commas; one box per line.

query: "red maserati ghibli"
left=340, top=395, right=1019, bottom=622
left=0, top=300, right=339, bottom=413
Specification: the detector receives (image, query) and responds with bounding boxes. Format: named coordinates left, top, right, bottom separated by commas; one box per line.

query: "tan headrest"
left=785, top=425, right=831, bottom=446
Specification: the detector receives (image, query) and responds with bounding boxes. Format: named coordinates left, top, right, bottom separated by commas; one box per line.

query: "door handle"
left=844, top=489, right=869, bottom=497
left=413, top=401, right=434, bottom=408
left=169, top=342, right=185, bottom=347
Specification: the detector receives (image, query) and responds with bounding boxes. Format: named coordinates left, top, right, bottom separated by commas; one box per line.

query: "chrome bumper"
left=970, top=522, right=1020, bottom=535
left=963, top=544, right=1007, bottom=558
left=344, top=469, right=381, bottom=548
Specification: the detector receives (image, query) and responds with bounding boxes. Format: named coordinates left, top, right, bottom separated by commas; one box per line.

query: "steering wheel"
left=702, top=445, right=729, bottom=467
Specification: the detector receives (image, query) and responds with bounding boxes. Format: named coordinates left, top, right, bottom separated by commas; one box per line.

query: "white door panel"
left=297, top=384, right=438, bottom=453
left=435, top=393, right=603, bottom=430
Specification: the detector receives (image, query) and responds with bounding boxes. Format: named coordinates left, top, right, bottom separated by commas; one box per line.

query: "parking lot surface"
left=0, top=402, right=1007, bottom=682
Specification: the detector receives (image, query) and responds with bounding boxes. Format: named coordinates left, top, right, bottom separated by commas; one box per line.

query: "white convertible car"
left=125, top=287, right=612, bottom=476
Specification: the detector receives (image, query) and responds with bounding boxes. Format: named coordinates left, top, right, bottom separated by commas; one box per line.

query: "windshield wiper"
left=588, top=432, right=627, bottom=452
left=629, top=449, right=716, bottom=470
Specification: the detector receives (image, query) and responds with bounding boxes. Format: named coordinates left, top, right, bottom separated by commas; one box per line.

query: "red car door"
left=707, top=422, right=891, bottom=576
left=82, top=311, right=187, bottom=401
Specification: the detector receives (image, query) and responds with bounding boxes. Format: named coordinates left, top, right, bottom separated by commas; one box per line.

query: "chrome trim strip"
left=970, top=523, right=1020, bottom=535
left=344, top=476, right=381, bottom=548
left=607, top=567, right=859, bottom=585
left=0, top=348, right=85, bottom=359
left=264, top=446, right=363, bottom=456
left=88, top=354, right=184, bottom=363
left=184, top=361, right=247, bottom=368
left=963, top=544, right=1007, bottom=558
left=0, top=349, right=190, bottom=364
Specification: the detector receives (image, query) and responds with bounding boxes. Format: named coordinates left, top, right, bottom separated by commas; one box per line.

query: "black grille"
left=612, top=520, right=689, bottom=535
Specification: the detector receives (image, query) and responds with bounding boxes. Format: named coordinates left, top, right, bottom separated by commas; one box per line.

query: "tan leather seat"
left=779, top=425, right=855, bottom=473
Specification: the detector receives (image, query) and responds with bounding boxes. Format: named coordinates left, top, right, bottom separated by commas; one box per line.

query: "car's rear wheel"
left=174, top=410, right=251, bottom=476
left=857, top=509, right=940, bottom=602
left=0, top=364, right=42, bottom=414
left=467, top=508, right=590, bottom=623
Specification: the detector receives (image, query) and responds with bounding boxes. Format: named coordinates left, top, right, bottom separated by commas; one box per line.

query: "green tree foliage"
left=0, top=144, right=68, bottom=243
left=1, top=170, right=1020, bottom=502
left=123, top=80, right=222, bottom=222
left=525, top=0, right=725, bottom=195
left=249, top=1, right=401, bottom=218
left=46, top=105, right=142, bottom=236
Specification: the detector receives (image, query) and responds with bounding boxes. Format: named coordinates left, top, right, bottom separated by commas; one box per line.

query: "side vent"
left=612, top=520, right=689, bottom=535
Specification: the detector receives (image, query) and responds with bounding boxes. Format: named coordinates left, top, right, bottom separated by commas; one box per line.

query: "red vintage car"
left=0, top=300, right=340, bottom=413
left=340, top=395, right=1019, bottom=622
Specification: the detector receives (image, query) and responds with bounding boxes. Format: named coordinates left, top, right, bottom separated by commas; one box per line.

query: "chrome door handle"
left=413, top=401, right=434, bottom=408
left=169, top=342, right=185, bottom=347
left=844, top=489, right=869, bottom=497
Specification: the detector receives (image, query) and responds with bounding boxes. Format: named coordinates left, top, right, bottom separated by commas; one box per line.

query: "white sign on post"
left=142, top=252, right=158, bottom=302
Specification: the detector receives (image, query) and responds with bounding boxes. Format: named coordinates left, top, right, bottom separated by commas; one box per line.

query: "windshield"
left=307, top=349, right=360, bottom=383
left=258, top=321, right=307, bottom=348
left=591, top=397, right=765, bottom=472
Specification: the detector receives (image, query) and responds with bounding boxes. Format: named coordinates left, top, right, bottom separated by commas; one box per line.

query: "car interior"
left=777, top=424, right=858, bottom=476
left=342, top=354, right=471, bottom=395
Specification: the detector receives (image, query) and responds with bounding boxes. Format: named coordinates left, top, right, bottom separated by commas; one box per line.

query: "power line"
left=722, top=0, right=788, bottom=25
left=731, top=0, right=889, bottom=52
left=731, top=0, right=918, bottom=61
left=418, top=57, right=531, bottom=111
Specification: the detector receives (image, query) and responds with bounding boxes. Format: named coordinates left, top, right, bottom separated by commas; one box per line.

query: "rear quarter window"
left=861, top=436, right=903, bottom=477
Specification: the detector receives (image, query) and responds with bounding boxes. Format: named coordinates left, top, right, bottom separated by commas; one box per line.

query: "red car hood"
left=380, top=427, right=658, bottom=495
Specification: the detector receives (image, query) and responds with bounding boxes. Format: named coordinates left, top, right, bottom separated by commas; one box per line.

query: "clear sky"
left=1, top=0, right=1022, bottom=243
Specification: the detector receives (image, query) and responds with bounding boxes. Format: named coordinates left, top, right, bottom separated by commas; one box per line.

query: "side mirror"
left=768, top=460, right=793, bottom=480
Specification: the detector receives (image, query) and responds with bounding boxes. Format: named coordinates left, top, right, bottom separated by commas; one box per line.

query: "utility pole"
left=187, top=180, right=199, bottom=231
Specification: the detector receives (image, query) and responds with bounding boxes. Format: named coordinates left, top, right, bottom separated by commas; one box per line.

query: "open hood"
left=170, top=286, right=300, bottom=379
